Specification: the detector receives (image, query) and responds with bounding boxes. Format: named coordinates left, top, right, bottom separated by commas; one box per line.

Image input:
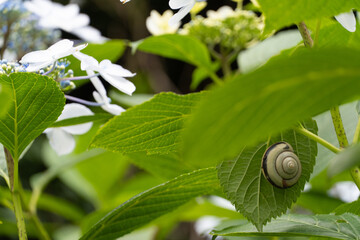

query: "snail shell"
left=261, top=142, right=301, bottom=189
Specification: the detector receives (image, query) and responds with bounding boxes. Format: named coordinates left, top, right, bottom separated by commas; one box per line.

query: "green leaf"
left=91, top=92, right=204, bottom=155
left=328, top=144, right=360, bottom=178
left=315, top=21, right=360, bottom=49
left=0, top=73, right=65, bottom=159
left=257, top=0, right=360, bottom=34
left=238, top=30, right=302, bottom=74
left=211, top=213, right=360, bottom=239
left=42, top=144, right=128, bottom=205
left=80, top=168, right=219, bottom=240
left=183, top=47, right=360, bottom=168
left=136, top=34, right=212, bottom=69
left=49, top=113, right=112, bottom=128
left=334, top=199, right=360, bottom=216
left=218, top=120, right=317, bottom=230
left=0, top=83, right=11, bottom=118
left=297, top=191, right=343, bottom=214
left=191, top=62, right=221, bottom=90
left=126, top=152, right=194, bottom=180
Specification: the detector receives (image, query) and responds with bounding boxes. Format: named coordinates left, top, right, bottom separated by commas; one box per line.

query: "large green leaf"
left=0, top=73, right=65, bottom=159
left=257, top=0, right=360, bottom=34
left=135, top=34, right=212, bottom=69
left=317, top=23, right=360, bottom=49
left=91, top=92, right=204, bottom=155
left=0, top=83, right=11, bottom=118
left=182, top=48, right=360, bottom=168
left=80, top=168, right=219, bottom=240
left=211, top=213, right=360, bottom=239
left=126, top=152, right=194, bottom=180
left=238, top=30, right=302, bottom=73
left=218, top=120, right=317, bottom=230
left=296, top=191, right=343, bottom=214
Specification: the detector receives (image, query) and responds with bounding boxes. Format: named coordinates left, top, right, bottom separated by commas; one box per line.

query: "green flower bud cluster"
left=183, top=8, right=263, bottom=50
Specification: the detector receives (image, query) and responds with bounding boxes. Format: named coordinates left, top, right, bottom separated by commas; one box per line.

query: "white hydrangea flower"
left=335, top=11, right=356, bottom=32
left=24, top=0, right=107, bottom=43
left=206, top=5, right=235, bottom=21
left=328, top=181, right=360, bottom=203
left=73, top=51, right=136, bottom=96
left=20, top=39, right=87, bottom=72
left=86, top=69, right=125, bottom=115
left=44, top=103, right=94, bottom=155
left=168, top=0, right=196, bottom=26
left=146, top=10, right=180, bottom=35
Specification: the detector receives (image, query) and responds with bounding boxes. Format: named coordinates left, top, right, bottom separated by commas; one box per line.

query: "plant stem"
left=330, top=107, right=349, bottom=148
left=329, top=106, right=360, bottom=189
left=353, top=116, right=360, bottom=143
left=4, top=147, right=28, bottom=240
left=297, top=22, right=314, bottom=48
left=297, top=21, right=360, bottom=188
left=295, top=126, right=340, bottom=153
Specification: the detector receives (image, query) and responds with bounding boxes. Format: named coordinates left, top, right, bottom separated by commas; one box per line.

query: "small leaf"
left=183, top=47, right=360, bottom=168
left=91, top=92, right=204, bottom=155
left=328, top=144, right=360, bottom=178
left=80, top=168, right=219, bottom=240
left=211, top=213, right=360, bottom=240
left=334, top=199, right=360, bottom=215
left=218, top=120, right=317, bottom=230
left=136, top=34, right=212, bottom=69
left=257, top=0, right=360, bottom=34
left=0, top=73, right=65, bottom=159
left=297, top=191, right=343, bottom=214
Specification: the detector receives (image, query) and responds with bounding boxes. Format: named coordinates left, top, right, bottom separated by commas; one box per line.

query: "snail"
left=261, top=142, right=301, bottom=189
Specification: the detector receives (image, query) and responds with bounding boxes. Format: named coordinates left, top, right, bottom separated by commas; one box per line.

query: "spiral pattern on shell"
left=261, top=142, right=301, bottom=189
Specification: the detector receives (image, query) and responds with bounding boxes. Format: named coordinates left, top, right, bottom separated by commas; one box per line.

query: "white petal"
left=20, top=50, right=52, bottom=64
left=335, top=11, right=356, bottom=32
left=93, top=91, right=125, bottom=115
left=169, top=0, right=193, bottom=10
left=71, top=26, right=108, bottom=43
left=46, top=128, right=76, bottom=155
left=169, top=2, right=195, bottom=26
left=99, top=60, right=136, bottom=77
left=73, top=51, right=99, bottom=71
left=101, top=73, right=136, bottom=95
left=59, top=14, right=90, bottom=32
left=328, top=181, right=360, bottom=203
left=48, top=39, right=74, bottom=56
left=26, top=61, right=54, bottom=72
left=58, top=103, right=94, bottom=135
left=87, top=70, right=107, bottom=98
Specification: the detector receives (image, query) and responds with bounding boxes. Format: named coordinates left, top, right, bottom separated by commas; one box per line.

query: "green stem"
left=297, top=21, right=360, bottom=188
left=330, top=106, right=360, bottom=189
left=297, top=22, right=314, bottom=48
left=330, top=107, right=349, bottom=148
left=4, top=147, right=28, bottom=240
left=237, top=0, right=243, bottom=10
left=295, top=126, right=340, bottom=153
left=353, top=116, right=360, bottom=144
